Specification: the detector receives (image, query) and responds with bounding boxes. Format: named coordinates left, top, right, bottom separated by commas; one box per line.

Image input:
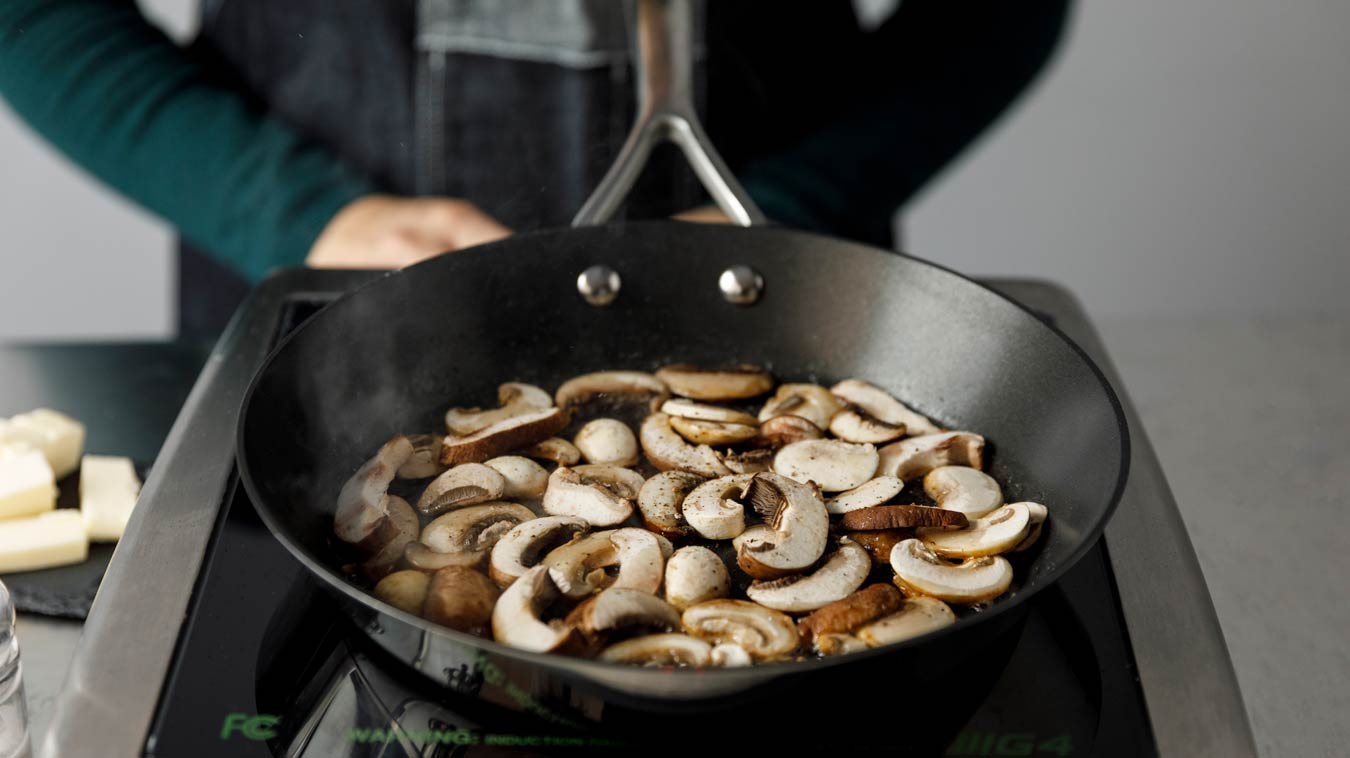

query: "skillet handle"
left=572, top=0, right=767, bottom=228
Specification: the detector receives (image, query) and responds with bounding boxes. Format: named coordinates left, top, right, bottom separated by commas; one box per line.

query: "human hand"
left=307, top=195, right=512, bottom=269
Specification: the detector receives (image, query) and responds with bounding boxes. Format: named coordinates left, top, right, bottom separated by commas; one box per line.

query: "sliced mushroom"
left=917, top=502, right=1030, bottom=557
left=334, top=436, right=414, bottom=552
left=655, top=364, right=774, bottom=401
left=830, top=379, right=942, bottom=436
left=598, top=634, right=712, bottom=667
left=440, top=407, right=568, bottom=465
left=664, top=546, right=732, bottom=610
left=681, top=473, right=755, bottom=540
left=796, top=583, right=903, bottom=642
left=755, top=415, right=823, bottom=449
left=745, top=539, right=870, bottom=612
left=406, top=502, right=536, bottom=571
left=720, top=448, right=773, bottom=474
left=519, top=437, right=582, bottom=466
left=815, top=633, right=869, bottom=656
left=484, top=455, right=550, bottom=500
left=608, top=528, right=667, bottom=594
left=488, top=516, right=589, bottom=587
left=681, top=599, right=800, bottom=661
left=889, top=539, right=1013, bottom=605
left=1011, top=502, right=1049, bottom=552
left=839, top=505, right=969, bottom=531
left=555, top=371, right=669, bottom=411
left=421, top=566, right=501, bottom=636
left=414, top=463, right=507, bottom=517
left=773, top=439, right=879, bottom=492
left=847, top=529, right=912, bottom=567
left=877, top=431, right=985, bottom=481
left=757, top=383, right=842, bottom=430
left=373, top=570, right=430, bottom=616
left=569, top=588, right=681, bottom=635
left=661, top=398, right=758, bottom=426
left=923, top=466, right=1003, bottom=518
left=825, top=476, right=904, bottom=515
left=360, top=495, right=420, bottom=579
left=491, top=565, right=576, bottom=652
left=542, top=531, right=618, bottom=598
left=639, top=413, right=732, bottom=478
left=710, top=643, right=753, bottom=667
left=573, top=418, right=640, bottom=466
left=397, top=434, right=447, bottom=479
left=636, top=470, right=704, bottom=537
left=829, top=405, right=906, bottom=444
left=541, top=466, right=636, bottom=527
left=444, top=382, right=553, bottom=436
left=856, top=596, right=956, bottom=647
left=571, top=463, right=646, bottom=497
left=669, top=417, right=759, bottom=446
left=732, top=472, right=830, bottom=579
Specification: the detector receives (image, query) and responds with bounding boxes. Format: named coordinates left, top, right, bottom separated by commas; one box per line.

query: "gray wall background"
left=2, top=0, right=1348, bottom=341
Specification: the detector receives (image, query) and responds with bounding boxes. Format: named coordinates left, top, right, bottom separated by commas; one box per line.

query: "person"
left=0, top=0, right=1069, bottom=335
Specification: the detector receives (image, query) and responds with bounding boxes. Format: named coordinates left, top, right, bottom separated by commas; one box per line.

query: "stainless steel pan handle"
left=572, top=0, right=766, bottom=227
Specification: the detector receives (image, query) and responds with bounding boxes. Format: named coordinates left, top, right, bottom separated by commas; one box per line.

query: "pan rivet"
left=719, top=265, right=764, bottom=306
left=577, top=265, right=621, bottom=307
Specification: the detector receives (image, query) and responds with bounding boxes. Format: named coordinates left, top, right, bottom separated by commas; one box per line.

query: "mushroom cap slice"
left=709, top=643, right=753, bottom=667
left=681, top=599, right=800, bottom=661
left=755, top=415, right=823, bottom=449
left=732, top=472, right=830, bottom=579
left=334, top=436, right=415, bottom=550
left=484, top=456, right=550, bottom=500
left=826, top=476, right=905, bottom=515
left=773, top=439, right=879, bottom=492
left=855, top=596, right=956, bottom=647
left=745, top=539, right=871, bottom=612
left=491, top=566, right=576, bottom=652
left=444, top=382, right=553, bottom=436
left=664, top=546, right=732, bottom=610
left=572, top=588, right=681, bottom=634
left=815, top=633, right=869, bottom=656
left=541, top=466, right=636, bottom=527
left=661, top=399, right=758, bottom=426
left=422, top=566, right=501, bottom=636
left=542, top=530, right=619, bottom=598
left=598, top=634, right=712, bottom=667
left=407, top=502, right=536, bottom=571
left=828, top=406, right=906, bottom=444
left=669, top=417, right=759, bottom=446
left=440, top=407, right=569, bottom=466
left=796, top=583, right=903, bottom=642
left=360, top=495, right=420, bottom=579
left=923, top=466, right=1003, bottom=518
left=639, top=413, right=733, bottom=478
left=757, top=383, right=841, bottom=430
left=608, top=528, right=667, bottom=594
left=488, top=515, right=589, bottom=587
left=889, top=539, right=1014, bottom=605
left=917, top=502, right=1030, bottom=557
left=573, top=418, right=640, bottom=466
left=877, top=431, right=985, bottom=482
left=397, top=434, right=447, bottom=479
left=839, top=505, right=969, bottom=531
left=656, top=364, right=774, bottom=401
left=1011, top=502, right=1049, bottom=552
left=830, top=379, right=942, bottom=436
left=681, top=473, right=755, bottom=540
left=720, top=448, right=773, bottom=474
left=636, top=470, right=704, bottom=537
left=414, top=463, right=507, bottom=517
left=518, top=437, right=582, bottom=466
left=570, top=463, right=647, bottom=496
left=373, top=570, right=430, bottom=616
left=555, top=371, right=669, bottom=411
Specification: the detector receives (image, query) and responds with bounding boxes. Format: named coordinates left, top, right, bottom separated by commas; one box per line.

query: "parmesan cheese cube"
left=80, top=455, right=142, bottom=542
left=0, top=449, right=57, bottom=520
left=0, top=509, right=88, bottom=573
left=0, top=409, right=86, bottom=479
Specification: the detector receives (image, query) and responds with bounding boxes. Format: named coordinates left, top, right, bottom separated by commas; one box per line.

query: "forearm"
left=0, top=0, right=376, bottom=280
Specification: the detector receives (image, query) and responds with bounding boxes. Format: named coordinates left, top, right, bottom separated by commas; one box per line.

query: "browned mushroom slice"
left=573, top=418, right=640, bottom=466
left=754, top=415, right=823, bottom=449
left=636, top=470, right=704, bottom=537
left=405, top=502, right=536, bottom=571
left=828, top=405, right=906, bottom=444
left=668, top=417, right=759, bottom=447
left=815, top=633, right=869, bottom=656
left=855, top=596, right=956, bottom=647
left=541, top=466, right=639, bottom=527
left=681, top=599, right=800, bottom=661
left=847, top=529, right=912, bottom=566
left=745, top=539, right=871, bottom=612
left=830, top=379, right=942, bottom=436
left=731, top=472, right=830, bottom=579
left=720, top=448, right=773, bottom=474
left=414, top=463, right=507, bottom=517
left=421, top=566, right=501, bottom=637
left=373, top=570, right=430, bottom=616
left=598, top=634, right=713, bottom=667
left=796, top=583, right=903, bottom=642
left=334, top=436, right=415, bottom=553
left=876, top=431, right=985, bottom=481
left=444, top=382, right=553, bottom=436
left=518, top=437, right=582, bottom=466
left=839, top=505, right=969, bottom=531
left=569, top=588, right=681, bottom=635
left=639, top=413, right=733, bottom=478
left=440, top=407, right=568, bottom=466
left=555, top=371, right=670, bottom=411
left=889, top=539, right=1013, bottom=605
left=491, top=566, right=578, bottom=652
left=488, top=516, right=589, bottom=587
left=360, top=495, right=420, bottom=580
left=397, top=434, right=447, bottom=479
left=663, top=546, right=732, bottom=610
left=757, top=384, right=842, bottom=430
left=655, top=364, right=774, bottom=401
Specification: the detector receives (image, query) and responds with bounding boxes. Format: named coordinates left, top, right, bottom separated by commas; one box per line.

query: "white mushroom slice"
left=710, top=643, right=753, bottom=667
left=519, top=437, right=582, bottom=466
left=825, top=476, right=905, bottom=515
left=573, top=588, right=681, bottom=634
left=655, top=364, right=774, bottom=401
left=877, top=431, right=985, bottom=482
left=334, top=436, right=414, bottom=551
left=889, top=539, right=1013, bottom=605
left=731, top=472, right=830, bottom=579
left=397, top=434, right=447, bottom=479
left=440, top=407, right=568, bottom=465
left=830, top=379, right=942, bottom=436
left=555, top=371, right=669, bottom=410
left=757, top=383, right=841, bottom=430
left=573, top=418, right=640, bottom=466
left=570, top=464, right=646, bottom=497
left=923, top=466, right=1003, bottom=518
left=828, top=406, right=906, bottom=444
left=360, top=495, right=420, bottom=579
left=856, top=596, right=956, bottom=647
left=756, top=415, right=823, bottom=449
left=773, top=439, right=879, bottom=492
left=598, top=634, right=712, bottom=667
left=414, top=463, right=507, bottom=517
left=639, top=413, right=733, bottom=478
left=681, top=599, right=800, bottom=661
left=1011, top=502, right=1049, bottom=552
left=542, top=531, right=618, bottom=598
left=484, top=456, right=550, bottom=500
left=636, top=470, right=704, bottom=537
left=664, top=546, right=732, bottom=610
left=406, top=502, right=536, bottom=571
left=491, top=566, right=576, bottom=653
left=541, top=466, right=636, bottom=527
left=608, top=528, right=667, bottom=594
left=444, top=382, right=553, bottom=435
left=681, top=474, right=755, bottom=540
left=917, top=502, right=1031, bottom=558
left=660, top=399, right=758, bottom=426
left=720, top=448, right=773, bottom=474
left=668, top=417, right=759, bottom=447
left=745, top=540, right=871, bottom=612
left=488, top=516, right=589, bottom=587
left=815, top=633, right=869, bottom=657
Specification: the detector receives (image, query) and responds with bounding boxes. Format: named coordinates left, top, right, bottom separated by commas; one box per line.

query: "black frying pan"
left=237, top=0, right=1129, bottom=721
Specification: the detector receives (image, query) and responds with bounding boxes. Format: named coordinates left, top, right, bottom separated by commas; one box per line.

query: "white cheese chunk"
left=0, top=509, right=88, bottom=573
left=0, top=449, right=57, bottom=520
left=0, top=409, right=86, bottom=479
left=80, top=455, right=142, bottom=542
